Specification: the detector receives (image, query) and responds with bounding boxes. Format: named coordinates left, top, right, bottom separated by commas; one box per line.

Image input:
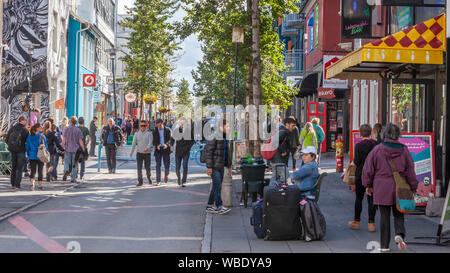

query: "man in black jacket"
left=174, top=119, right=195, bottom=187
left=205, top=119, right=233, bottom=215
left=101, top=118, right=124, bottom=174
left=6, top=115, right=29, bottom=190
left=89, top=116, right=98, bottom=157
left=153, top=118, right=174, bottom=186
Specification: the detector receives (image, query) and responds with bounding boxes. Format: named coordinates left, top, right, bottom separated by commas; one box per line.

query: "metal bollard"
left=221, top=173, right=233, bottom=207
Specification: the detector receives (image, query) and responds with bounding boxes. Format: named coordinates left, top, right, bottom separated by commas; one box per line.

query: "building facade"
left=1, top=0, right=69, bottom=131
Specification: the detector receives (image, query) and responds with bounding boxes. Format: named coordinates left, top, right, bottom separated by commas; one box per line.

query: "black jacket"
left=152, top=126, right=175, bottom=153
left=277, top=124, right=290, bottom=154
left=354, top=139, right=378, bottom=182
left=205, top=133, right=233, bottom=170
left=45, top=131, right=64, bottom=155
left=101, top=125, right=124, bottom=147
left=174, top=126, right=195, bottom=158
left=6, top=123, right=29, bottom=153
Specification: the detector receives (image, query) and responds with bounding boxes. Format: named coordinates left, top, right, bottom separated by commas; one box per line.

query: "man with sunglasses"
left=130, top=120, right=153, bottom=187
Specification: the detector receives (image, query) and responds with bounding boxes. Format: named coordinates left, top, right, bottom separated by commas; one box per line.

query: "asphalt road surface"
left=0, top=159, right=211, bottom=253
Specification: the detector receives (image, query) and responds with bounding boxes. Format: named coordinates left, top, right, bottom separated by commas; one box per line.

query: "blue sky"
left=118, top=0, right=203, bottom=91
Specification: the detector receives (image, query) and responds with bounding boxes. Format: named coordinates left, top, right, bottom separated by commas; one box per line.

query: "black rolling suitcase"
left=263, top=184, right=302, bottom=241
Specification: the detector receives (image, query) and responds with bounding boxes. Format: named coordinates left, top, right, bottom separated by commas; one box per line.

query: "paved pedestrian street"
left=0, top=156, right=448, bottom=253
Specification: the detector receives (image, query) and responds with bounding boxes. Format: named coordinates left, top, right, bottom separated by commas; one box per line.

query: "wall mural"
left=1, top=0, right=49, bottom=130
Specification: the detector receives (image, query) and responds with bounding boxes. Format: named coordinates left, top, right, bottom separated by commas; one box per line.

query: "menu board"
left=341, top=0, right=373, bottom=38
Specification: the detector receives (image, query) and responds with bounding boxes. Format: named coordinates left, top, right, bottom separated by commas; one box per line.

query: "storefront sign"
left=323, top=55, right=348, bottom=89
left=399, top=133, right=435, bottom=207
left=93, top=91, right=101, bottom=102
left=350, top=131, right=435, bottom=206
left=341, top=0, right=373, bottom=38
left=318, top=87, right=336, bottom=99
left=83, top=74, right=96, bottom=87
left=55, top=98, right=64, bottom=110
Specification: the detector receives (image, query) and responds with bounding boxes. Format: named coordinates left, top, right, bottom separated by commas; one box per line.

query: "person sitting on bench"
left=291, top=146, right=319, bottom=198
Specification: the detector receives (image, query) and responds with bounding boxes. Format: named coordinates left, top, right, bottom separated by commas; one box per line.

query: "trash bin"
left=240, top=160, right=267, bottom=208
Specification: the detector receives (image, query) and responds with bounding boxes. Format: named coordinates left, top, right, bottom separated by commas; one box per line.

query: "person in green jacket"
left=311, top=118, right=325, bottom=163
left=299, top=122, right=318, bottom=167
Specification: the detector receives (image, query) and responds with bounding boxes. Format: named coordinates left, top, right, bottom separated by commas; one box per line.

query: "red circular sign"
left=83, top=74, right=96, bottom=87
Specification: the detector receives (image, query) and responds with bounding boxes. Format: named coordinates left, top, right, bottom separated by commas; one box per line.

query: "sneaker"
left=206, top=206, right=218, bottom=213
left=368, top=223, right=376, bottom=232
left=136, top=182, right=143, bottom=187
left=216, top=206, right=231, bottom=215
left=395, top=235, right=407, bottom=251
left=304, top=235, right=312, bottom=242
left=182, top=182, right=186, bottom=187
left=348, top=221, right=360, bottom=230
left=379, top=248, right=390, bottom=252
left=71, top=179, right=77, bottom=183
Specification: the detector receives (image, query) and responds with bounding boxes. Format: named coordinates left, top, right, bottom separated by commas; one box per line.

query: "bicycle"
left=190, top=141, right=206, bottom=167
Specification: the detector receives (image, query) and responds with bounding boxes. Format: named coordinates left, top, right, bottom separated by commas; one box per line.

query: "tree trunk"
left=251, top=0, right=262, bottom=158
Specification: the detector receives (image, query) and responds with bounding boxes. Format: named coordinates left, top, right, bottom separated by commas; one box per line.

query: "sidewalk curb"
left=0, top=161, right=128, bottom=223
left=201, top=213, right=212, bottom=253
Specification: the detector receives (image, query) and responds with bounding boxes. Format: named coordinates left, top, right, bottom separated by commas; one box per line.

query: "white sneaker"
left=379, top=248, right=390, bottom=252
left=206, top=206, right=218, bottom=214
left=395, top=235, right=407, bottom=251
left=216, top=206, right=231, bottom=215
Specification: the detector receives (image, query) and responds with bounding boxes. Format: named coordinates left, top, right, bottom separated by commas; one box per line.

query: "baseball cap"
left=301, top=146, right=317, bottom=155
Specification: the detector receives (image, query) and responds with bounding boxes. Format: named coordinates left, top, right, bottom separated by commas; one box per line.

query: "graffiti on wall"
left=1, top=0, right=49, bottom=130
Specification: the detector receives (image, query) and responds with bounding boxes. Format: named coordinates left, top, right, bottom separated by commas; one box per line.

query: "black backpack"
left=7, top=126, right=25, bottom=153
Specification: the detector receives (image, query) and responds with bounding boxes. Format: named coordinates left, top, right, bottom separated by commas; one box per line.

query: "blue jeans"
left=11, top=152, right=25, bottom=187
left=64, top=152, right=78, bottom=181
left=176, top=154, right=190, bottom=183
left=51, top=153, right=59, bottom=179
left=208, top=168, right=224, bottom=208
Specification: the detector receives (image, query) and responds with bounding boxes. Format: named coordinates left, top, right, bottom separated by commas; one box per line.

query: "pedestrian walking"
left=311, top=118, right=325, bottom=163
left=130, top=120, right=153, bottom=187
left=77, top=117, right=90, bottom=180
left=116, top=113, right=123, bottom=129
left=270, top=117, right=296, bottom=165
left=372, top=123, right=383, bottom=144
left=174, top=119, right=195, bottom=187
left=362, top=123, right=418, bottom=252
left=43, top=121, right=64, bottom=182
left=101, top=118, right=124, bottom=174
left=348, top=124, right=378, bottom=232
left=152, top=118, right=174, bottom=186
left=124, top=116, right=133, bottom=142
left=61, top=116, right=86, bottom=183
left=287, top=116, right=300, bottom=171
left=205, top=119, right=233, bottom=214
left=26, top=123, right=48, bottom=190
left=6, top=115, right=29, bottom=190
left=89, top=116, right=98, bottom=157
left=132, top=117, right=139, bottom=135
left=300, top=122, right=319, bottom=151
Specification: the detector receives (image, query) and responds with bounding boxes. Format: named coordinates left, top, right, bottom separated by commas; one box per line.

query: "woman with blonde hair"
left=44, top=121, right=64, bottom=181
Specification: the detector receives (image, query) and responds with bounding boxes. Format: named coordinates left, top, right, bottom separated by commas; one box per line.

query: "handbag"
left=342, top=163, right=357, bottom=185
left=37, top=134, right=50, bottom=163
left=261, top=130, right=287, bottom=160
left=388, top=158, right=416, bottom=214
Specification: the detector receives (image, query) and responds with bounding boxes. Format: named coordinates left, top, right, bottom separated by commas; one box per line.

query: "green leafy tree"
left=176, top=78, right=193, bottom=115
left=120, top=0, right=180, bottom=119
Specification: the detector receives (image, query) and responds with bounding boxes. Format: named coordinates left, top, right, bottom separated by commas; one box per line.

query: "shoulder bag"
left=388, top=158, right=415, bottom=214
left=38, top=134, right=50, bottom=163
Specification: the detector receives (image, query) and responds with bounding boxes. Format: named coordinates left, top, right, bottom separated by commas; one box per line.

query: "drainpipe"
left=74, top=23, right=90, bottom=117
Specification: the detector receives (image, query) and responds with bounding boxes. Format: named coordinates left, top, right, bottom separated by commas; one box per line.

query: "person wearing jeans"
left=6, top=115, right=29, bottom=189
left=152, top=119, right=174, bottom=186
left=130, top=120, right=153, bottom=186
left=174, top=119, right=195, bottom=187
left=101, top=118, right=124, bottom=174
left=205, top=120, right=233, bottom=215
left=61, top=117, right=86, bottom=183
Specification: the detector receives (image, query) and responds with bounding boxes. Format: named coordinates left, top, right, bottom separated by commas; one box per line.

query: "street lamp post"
left=24, top=43, right=39, bottom=128
left=232, top=26, right=244, bottom=137
left=109, top=49, right=117, bottom=123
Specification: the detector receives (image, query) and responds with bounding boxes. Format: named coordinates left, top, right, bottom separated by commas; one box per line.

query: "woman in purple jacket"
left=362, top=123, right=418, bottom=252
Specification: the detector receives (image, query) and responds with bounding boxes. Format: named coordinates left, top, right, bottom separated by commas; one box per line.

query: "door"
left=307, top=101, right=326, bottom=152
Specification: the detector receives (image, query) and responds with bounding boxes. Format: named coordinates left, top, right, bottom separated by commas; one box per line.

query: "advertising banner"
left=323, top=56, right=348, bottom=89
left=341, top=0, right=373, bottom=38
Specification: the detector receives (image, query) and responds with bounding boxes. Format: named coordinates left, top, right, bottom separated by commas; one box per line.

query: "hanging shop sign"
left=323, top=55, right=348, bottom=89
left=83, top=74, right=96, bottom=87
left=125, top=93, right=137, bottom=103
left=317, top=87, right=336, bottom=99
left=93, top=90, right=101, bottom=102
left=341, top=0, right=373, bottom=39
left=350, top=131, right=435, bottom=206
left=55, top=98, right=64, bottom=110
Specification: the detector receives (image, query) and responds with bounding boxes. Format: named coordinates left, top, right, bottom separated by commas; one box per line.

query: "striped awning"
left=326, top=13, right=446, bottom=80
